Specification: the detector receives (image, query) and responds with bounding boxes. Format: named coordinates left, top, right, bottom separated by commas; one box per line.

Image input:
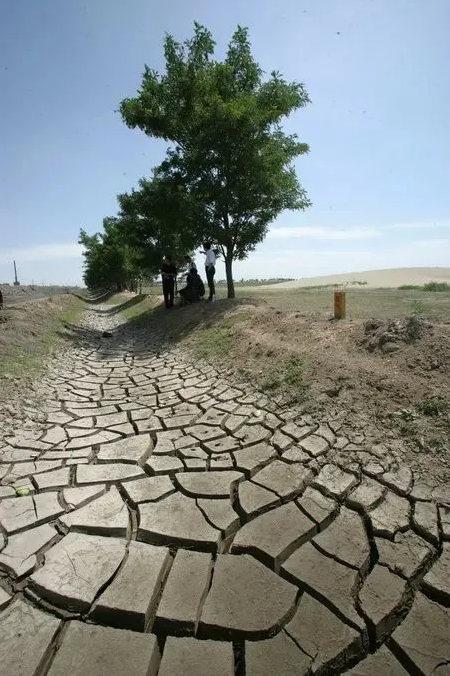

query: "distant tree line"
left=79, top=23, right=310, bottom=298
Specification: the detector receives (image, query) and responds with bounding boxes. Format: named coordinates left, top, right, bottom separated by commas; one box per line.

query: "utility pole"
left=13, top=260, right=20, bottom=286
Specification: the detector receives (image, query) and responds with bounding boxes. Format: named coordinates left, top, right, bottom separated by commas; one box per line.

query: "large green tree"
left=81, top=169, right=199, bottom=293
left=78, top=221, right=142, bottom=292
left=115, top=172, right=199, bottom=270
left=120, top=23, right=311, bottom=298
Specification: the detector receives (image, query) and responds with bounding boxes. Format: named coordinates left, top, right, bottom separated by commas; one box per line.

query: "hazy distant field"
left=0, top=284, right=82, bottom=305
left=246, top=267, right=450, bottom=290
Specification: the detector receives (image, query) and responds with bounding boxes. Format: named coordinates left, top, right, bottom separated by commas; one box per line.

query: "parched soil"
left=0, top=283, right=80, bottom=305
left=1, top=286, right=449, bottom=486
left=228, top=302, right=449, bottom=419
left=145, top=287, right=450, bottom=483
left=0, top=293, right=83, bottom=433
left=2, top=304, right=449, bottom=674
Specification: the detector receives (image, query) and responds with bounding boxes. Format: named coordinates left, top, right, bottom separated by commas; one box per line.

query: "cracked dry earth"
left=1, top=308, right=450, bottom=676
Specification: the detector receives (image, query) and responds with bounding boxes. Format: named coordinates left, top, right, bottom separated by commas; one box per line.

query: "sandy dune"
left=259, top=267, right=450, bottom=290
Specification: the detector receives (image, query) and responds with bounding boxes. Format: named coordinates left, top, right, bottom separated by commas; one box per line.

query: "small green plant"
left=258, top=354, right=309, bottom=402
left=411, top=300, right=426, bottom=315
left=423, top=281, right=450, bottom=292
left=397, top=421, right=419, bottom=439
left=260, top=374, right=281, bottom=391
left=398, top=282, right=450, bottom=292
left=392, top=408, right=417, bottom=422
left=237, top=368, right=251, bottom=381
left=283, top=355, right=304, bottom=386
left=417, top=397, right=449, bottom=417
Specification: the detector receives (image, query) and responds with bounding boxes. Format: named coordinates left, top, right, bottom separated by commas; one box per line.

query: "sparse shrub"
left=392, top=408, right=417, bottom=422
left=417, top=397, right=449, bottom=417
left=260, top=374, right=281, bottom=391
left=284, top=355, right=304, bottom=385
left=423, top=282, right=450, bottom=292
left=411, top=300, right=426, bottom=315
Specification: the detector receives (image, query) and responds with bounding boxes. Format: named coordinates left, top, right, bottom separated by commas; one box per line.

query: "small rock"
left=381, top=342, right=400, bottom=354
left=4, top=404, right=17, bottom=417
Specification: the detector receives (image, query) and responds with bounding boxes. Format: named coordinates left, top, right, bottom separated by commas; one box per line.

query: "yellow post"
left=334, top=290, right=346, bottom=319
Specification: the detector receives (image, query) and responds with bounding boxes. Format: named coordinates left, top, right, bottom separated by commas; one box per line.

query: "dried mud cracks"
left=1, top=308, right=450, bottom=676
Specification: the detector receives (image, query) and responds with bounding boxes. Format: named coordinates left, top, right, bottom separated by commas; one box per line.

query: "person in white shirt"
left=202, top=241, right=216, bottom=302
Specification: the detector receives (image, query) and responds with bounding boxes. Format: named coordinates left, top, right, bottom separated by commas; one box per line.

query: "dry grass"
left=249, top=266, right=450, bottom=289
left=237, top=285, right=450, bottom=320
left=0, top=295, right=84, bottom=381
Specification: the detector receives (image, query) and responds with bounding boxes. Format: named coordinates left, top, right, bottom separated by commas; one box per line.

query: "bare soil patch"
left=2, top=286, right=449, bottom=487
left=133, top=286, right=450, bottom=483
left=0, top=294, right=84, bottom=431
left=0, top=283, right=80, bottom=305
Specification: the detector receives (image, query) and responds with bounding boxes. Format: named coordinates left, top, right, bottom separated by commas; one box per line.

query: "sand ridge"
left=252, top=267, right=450, bottom=290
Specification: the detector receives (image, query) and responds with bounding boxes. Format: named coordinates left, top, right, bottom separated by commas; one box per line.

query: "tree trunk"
left=225, top=256, right=235, bottom=299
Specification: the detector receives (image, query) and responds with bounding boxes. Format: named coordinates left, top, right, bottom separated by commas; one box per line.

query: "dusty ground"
left=120, top=285, right=450, bottom=485
left=0, top=294, right=84, bottom=430
left=0, top=283, right=81, bottom=305
left=2, top=304, right=449, bottom=675
left=1, top=285, right=449, bottom=487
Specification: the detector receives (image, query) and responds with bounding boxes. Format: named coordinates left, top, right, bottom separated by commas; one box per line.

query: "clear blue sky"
left=1, top=0, right=449, bottom=284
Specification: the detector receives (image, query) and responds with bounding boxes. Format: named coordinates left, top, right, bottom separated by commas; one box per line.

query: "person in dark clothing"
left=179, top=266, right=205, bottom=304
left=161, top=255, right=177, bottom=308
left=184, top=255, right=196, bottom=272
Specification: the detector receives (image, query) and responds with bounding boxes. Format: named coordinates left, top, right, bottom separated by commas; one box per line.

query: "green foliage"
left=392, top=408, right=417, bottom=422
left=115, top=174, right=197, bottom=271
left=119, top=23, right=310, bottom=298
left=411, top=299, right=426, bottom=315
left=417, top=397, right=449, bottom=417
left=78, top=224, right=142, bottom=292
left=194, top=327, right=234, bottom=358
left=260, top=373, right=281, bottom=391
left=423, top=281, right=450, bottom=292
left=398, top=282, right=450, bottom=292
left=283, top=355, right=305, bottom=386
left=260, top=354, right=309, bottom=402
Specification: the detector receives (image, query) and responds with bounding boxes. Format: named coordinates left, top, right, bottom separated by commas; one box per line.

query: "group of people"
left=160, top=242, right=216, bottom=309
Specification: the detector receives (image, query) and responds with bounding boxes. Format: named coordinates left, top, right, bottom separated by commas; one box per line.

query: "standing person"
left=202, top=242, right=216, bottom=302
left=160, top=255, right=177, bottom=309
